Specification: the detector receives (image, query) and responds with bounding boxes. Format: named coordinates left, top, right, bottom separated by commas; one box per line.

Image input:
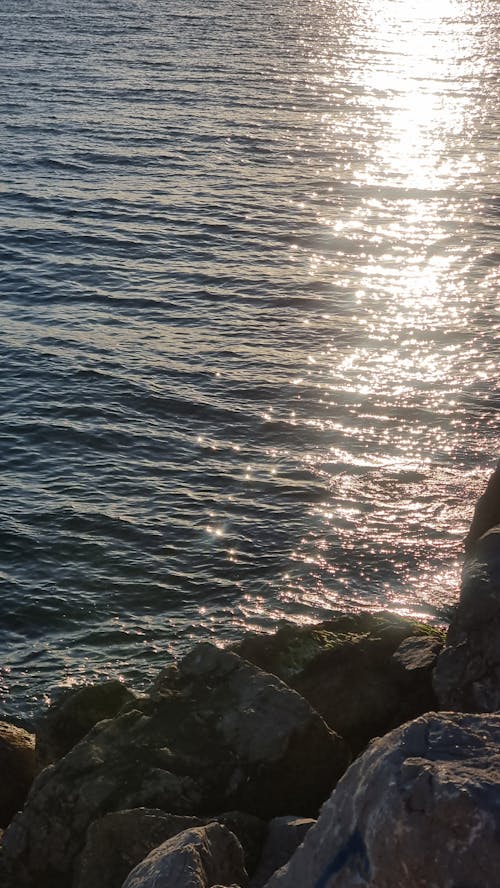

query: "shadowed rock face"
left=263, top=712, right=500, bottom=888
left=464, top=460, right=500, bottom=555
left=121, top=822, right=248, bottom=888
left=434, top=462, right=500, bottom=712
left=74, top=808, right=266, bottom=888
left=233, top=612, right=443, bottom=753
left=2, top=644, right=349, bottom=888
left=35, top=680, right=138, bottom=770
left=0, top=722, right=36, bottom=828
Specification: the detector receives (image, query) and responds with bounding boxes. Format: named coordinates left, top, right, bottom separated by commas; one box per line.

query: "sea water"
left=1, top=0, right=498, bottom=722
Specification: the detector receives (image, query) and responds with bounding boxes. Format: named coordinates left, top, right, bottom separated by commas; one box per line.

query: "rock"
left=74, top=808, right=265, bottom=888
left=74, top=809, right=203, bottom=888
left=121, top=822, right=247, bottom=888
left=36, top=679, right=137, bottom=769
left=0, top=722, right=36, bottom=828
left=434, top=527, right=500, bottom=710
left=464, top=460, right=500, bottom=555
left=263, top=712, right=500, bottom=888
left=250, top=816, right=315, bottom=888
left=234, top=613, right=443, bottom=753
left=2, top=644, right=348, bottom=887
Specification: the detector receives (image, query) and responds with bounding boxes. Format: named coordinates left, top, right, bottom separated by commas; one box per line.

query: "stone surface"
left=464, top=460, right=500, bottom=555
left=263, top=712, right=500, bottom=888
left=434, top=528, right=500, bottom=711
left=121, top=822, right=247, bottom=888
left=74, top=809, right=202, bottom=888
left=35, top=679, right=137, bottom=769
left=0, top=722, right=36, bottom=828
left=250, top=816, right=315, bottom=888
left=2, top=644, right=348, bottom=887
left=234, top=612, right=443, bottom=752
left=74, top=808, right=265, bottom=888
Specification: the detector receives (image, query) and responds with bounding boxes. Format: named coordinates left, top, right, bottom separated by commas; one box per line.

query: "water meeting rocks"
left=0, top=722, right=36, bottom=829
left=233, top=612, right=443, bottom=753
left=2, top=643, right=348, bottom=887
left=35, top=679, right=137, bottom=770
left=433, top=526, right=500, bottom=711
left=263, top=711, right=500, bottom=888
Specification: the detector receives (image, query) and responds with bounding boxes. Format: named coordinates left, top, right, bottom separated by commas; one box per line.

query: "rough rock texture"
left=74, top=809, right=203, bottom=888
left=74, top=808, right=265, bottom=888
left=0, top=722, right=36, bottom=828
left=121, top=823, right=247, bottom=888
left=434, top=528, right=500, bottom=711
left=464, top=460, right=500, bottom=555
left=234, top=613, right=443, bottom=752
left=250, top=816, right=315, bottom=888
left=2, top=644, right=348, bottom=887
left=263, top=712, right=500, bottom=888
left=35, top=679, right=137, bottom=769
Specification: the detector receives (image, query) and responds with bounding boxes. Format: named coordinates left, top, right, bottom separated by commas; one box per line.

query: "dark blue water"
left=1, top=0, right=499, bottom=722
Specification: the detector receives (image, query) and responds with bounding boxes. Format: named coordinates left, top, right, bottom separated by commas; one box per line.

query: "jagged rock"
left=434, top=527, right=500, bottom=711
left=0, top=722, right=36, bottom=828
left=464, top=460, right=500, bottom=555
left=74, top=808, right=265, bottom=888
left=234, top=613, right=443, bottom=752
left=250, top=816, right=315, bottom=888
left=35, top=679, right=137, bottom=769
left=2, top=644, right=348, bottom=887
left=121, top=822, right=247, bottom=888
left=263, top=712, right=500, bottom=888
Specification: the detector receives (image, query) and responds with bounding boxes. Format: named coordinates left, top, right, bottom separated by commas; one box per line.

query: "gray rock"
left=3, top=644, right=348, bottom=887
left=263, top=712, right=500, bottom=888
left=74, top=809, right=203, bottom=888
left=74, top=808, right=265, bottom=888
left=0, top=722, right=36, bottom=828
left=121, top=822, right=247, bottom=888
left=35, top=679, right=137, bottom=769
left=464, top=460, right=500, bottom=555
left=434, top=527, right=500, bottom=711
left=250, top=816, right=315, bottom=888
left=392, top=635, right=442, bottom=674
left=234, top=612, right=443, bottom=753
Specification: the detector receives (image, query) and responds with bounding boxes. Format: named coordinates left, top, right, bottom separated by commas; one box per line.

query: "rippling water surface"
left=1, top=0, right=498, bottom=720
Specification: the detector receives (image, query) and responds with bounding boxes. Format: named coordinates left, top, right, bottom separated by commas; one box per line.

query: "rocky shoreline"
left=1, top=461, right=499, bottom=888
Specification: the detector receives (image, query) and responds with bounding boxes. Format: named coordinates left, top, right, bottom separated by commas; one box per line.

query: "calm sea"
left=1, top=0, right=498, bottom=722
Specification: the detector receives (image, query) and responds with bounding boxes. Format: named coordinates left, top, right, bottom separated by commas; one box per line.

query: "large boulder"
left=121, top=822, right=247, bottom=888
left=36, top=679, right=137, bottom=769
left=434, top=527, right=500, bottom=710
left=74, top=808, right=265, bottom=888
left=2, top=644, right=348, bottom=887
left=263, top=712, right=500, bottom=888
left=234, top=613, right=443, bottom=752
left=0, top=722, right=36, bottom=828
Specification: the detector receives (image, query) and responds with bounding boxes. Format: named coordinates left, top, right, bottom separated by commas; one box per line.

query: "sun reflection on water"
left=278, top=0, right=499, bottom=619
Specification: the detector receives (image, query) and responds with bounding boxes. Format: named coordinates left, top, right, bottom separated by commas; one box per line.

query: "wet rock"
left=0, top=722, right=36, bottom=828
left=434, top=527, right=500, bottom=711
left=234, top=613, right=443, bottom=753
left=3, top=644, right=348, bottom=887
left=263, top=712, right=500, bottom=888
left=121, top=822, right=247, bottom=888
left=74, top=808, right=265, bottom=888
left=250, top=816, right=315, bottom=888
left=35, top=679, right=137, bottom=769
